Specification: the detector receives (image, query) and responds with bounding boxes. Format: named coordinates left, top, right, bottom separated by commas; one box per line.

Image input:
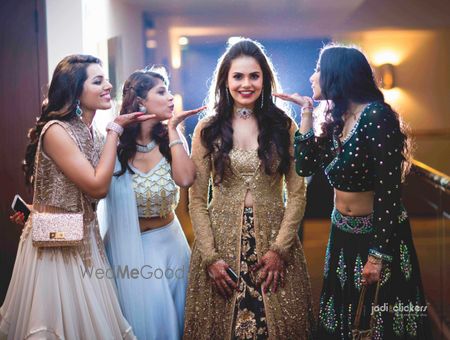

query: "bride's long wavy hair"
left=201, top=38, right=293, bottom=185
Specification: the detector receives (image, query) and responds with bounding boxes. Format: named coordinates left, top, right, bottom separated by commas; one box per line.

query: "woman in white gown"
left=0, top=54, right=152, bottom=339
left=97, top=67, right=202, bottom=339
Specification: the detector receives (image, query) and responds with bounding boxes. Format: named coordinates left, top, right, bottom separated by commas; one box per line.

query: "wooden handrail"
left=411, top=159, right=450, bottom=191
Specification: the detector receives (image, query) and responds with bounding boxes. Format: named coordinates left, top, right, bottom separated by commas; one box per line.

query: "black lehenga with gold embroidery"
left=233, top=208, right=269, bottom=339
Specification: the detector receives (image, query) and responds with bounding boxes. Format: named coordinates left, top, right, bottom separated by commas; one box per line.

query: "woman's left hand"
left=362, top=261, right=382, bottom=285
left=252, top=250, right=285, bottom=294
left=168, top=106, right=206, bottom=129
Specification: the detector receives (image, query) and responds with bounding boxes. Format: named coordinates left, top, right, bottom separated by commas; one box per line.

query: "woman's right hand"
left=273, top=93, right=314, bottom=109
left=113, top=112, right=156, bottom=128
left=207, top=259, right=238, bottom=299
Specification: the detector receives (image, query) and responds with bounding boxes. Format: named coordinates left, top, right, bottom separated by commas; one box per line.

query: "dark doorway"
left=0, top=0, right=48, bottom=303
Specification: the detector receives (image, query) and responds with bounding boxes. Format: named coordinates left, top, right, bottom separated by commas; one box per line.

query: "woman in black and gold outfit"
left=275, top=44, right=432, bottom=339
left=184, top=38, right=315, bottom=339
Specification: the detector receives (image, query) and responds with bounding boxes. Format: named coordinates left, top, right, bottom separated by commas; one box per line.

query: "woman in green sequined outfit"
left=275, top=44, right=432, bottom=339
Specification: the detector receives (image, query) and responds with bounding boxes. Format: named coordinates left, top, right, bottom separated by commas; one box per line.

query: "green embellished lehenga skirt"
left=317, top=207, right=433, bottom=340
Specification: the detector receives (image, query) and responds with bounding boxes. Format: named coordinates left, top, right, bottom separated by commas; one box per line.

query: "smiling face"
left=309, top=64, right=323, bottom=101
left=227, top=55, right=263, bottom=109
left=78, top=63, right=112, bottom=113
left=141, top=78, right=174, bottom=121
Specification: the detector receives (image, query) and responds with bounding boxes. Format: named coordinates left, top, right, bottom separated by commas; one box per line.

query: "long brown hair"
left=202, top=38, right=292, bottom=185
left=23, top=54, right=102, bottom=186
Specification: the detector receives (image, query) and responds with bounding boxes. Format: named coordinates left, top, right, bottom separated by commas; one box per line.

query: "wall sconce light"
left=378, top=63, right=396, bottom=89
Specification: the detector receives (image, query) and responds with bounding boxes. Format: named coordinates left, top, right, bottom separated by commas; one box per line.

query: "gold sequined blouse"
left=184, top=117, right=315, bottom=340
left=129, top=158, right=179, bottom=218
left=26, top=118, right=106, bottom=266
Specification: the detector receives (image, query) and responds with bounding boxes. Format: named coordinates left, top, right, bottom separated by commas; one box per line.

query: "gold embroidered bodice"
left=29, top=117, right=105, bottom=266
left=129, top=157, right=179, bottom=218
left=189, top=119, right=307, bottom=267
left=33, top=118, right=101, bottom=213
left=184, top=117, right=315, bottom=340
left=228, top=148, right=260, bottom=186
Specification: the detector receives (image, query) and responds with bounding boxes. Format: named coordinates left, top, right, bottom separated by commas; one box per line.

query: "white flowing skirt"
left=138, top=217, right=191, bottom=340
left=0, top=219, right=135, bottom=340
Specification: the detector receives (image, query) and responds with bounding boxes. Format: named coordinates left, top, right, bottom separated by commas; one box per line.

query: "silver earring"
left=260, top=91, right=264, bottom=109
left=225, top=88, right=231, bottom=106
left=75, top=100, right=83, bottom=117
left=138, top=105, right=147, bottom=113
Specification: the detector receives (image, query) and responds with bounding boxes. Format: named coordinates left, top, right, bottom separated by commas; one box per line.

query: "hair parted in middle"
left=201, top=37, right=293, bottom=185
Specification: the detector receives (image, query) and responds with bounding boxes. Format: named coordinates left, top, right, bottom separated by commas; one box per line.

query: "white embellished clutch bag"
left=31, top=211, right=84, bottom=247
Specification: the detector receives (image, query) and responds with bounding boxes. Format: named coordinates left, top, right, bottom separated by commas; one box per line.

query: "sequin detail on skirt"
left=232, top=207, right=268, bottom=340
left=317, top=208, right=432, bottom=339
left=331, top=208, right=374, bottom=234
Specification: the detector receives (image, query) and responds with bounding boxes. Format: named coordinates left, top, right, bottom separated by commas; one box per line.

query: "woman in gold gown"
left=183, top=38, right=315, bottom=340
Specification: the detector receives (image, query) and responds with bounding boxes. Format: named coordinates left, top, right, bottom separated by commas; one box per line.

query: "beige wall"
left=46, top=0, right=145, bottom=87
left=46, top=0, right=146, bottom=129
left=46, top=0, right=83, bottom=78
left=334, top=29, right=450, bottom=174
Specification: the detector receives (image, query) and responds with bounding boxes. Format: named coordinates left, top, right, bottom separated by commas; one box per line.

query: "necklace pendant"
left=236, top=107, right=253, bottom=119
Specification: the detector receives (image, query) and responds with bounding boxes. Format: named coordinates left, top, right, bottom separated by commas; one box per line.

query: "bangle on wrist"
left=168, top=139, right=183, bottom=148
left=106, top=121, right=124, bottom=136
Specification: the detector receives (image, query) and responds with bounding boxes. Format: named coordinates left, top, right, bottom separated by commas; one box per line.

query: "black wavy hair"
left=201, top=38, right=292, bottom=185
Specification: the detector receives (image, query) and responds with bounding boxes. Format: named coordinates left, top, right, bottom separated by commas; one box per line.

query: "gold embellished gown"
left=0, top=118, right=135, bottom=339
left=183, top=118, right=315, bottom=340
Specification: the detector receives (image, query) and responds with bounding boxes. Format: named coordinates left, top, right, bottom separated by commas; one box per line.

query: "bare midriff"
left=139, top=211, right=175, bottom=233
left=334, top=189, right=374, bottom=216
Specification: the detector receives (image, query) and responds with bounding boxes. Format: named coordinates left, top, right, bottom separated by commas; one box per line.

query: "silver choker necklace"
left=235, top=107, right=253, bottom=119
left=136, top=140, right=157, bottom=153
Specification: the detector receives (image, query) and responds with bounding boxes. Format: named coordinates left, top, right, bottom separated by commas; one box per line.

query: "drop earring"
left=138, top=105, right=147, bottom=113
left=75, top=100, right=83, bottom=117
left=260, top=91, right=264, bottom=109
